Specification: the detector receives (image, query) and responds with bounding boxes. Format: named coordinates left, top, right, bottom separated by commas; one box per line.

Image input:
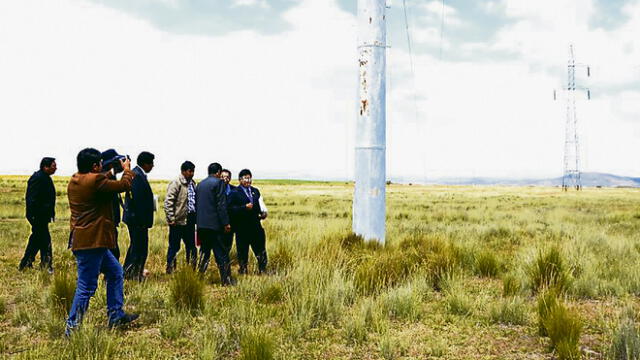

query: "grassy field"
left=1, top=175, right=640, bottom=359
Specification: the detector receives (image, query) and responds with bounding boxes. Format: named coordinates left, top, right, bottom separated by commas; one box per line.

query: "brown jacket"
left=67, top=169, right=134, bottom=250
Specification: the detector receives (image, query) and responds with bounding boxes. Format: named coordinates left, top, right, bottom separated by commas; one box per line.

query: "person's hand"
left=168, top=220, right=176, bottom=226
left=259, top=212, right=268, bottom=220
left=224, top=224, right=231, bottom=233
left=246, top=203, right=253, bottom=210
left=120, top=157, right=131, bottom=171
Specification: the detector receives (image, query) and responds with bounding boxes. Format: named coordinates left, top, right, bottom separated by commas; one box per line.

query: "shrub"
left=536, top=290, right=559, bottom=336
left=444, top=291, right=473, bottom=317
left=312, top=271, right=355, bottom=325
left=502, top=273, right=523, bottom=297
left=285, top=267, right=353, bottom=335
left=378, top=335, right=408, bottom=360
left=382, top=285, right=422, bottom=321
left=543, top=303, right=582, bottom=360
left=340, top=232, right=365, bottom=250
left=258, top=282, right=284, bottom=304
left=198, top=328, right=225, bottom=360
left=269, top=242, right=294, bottom=273
left=354, top=251, right=417, bottom=294
left=489, top=297, right=528, bottom=325
left=528, top=247, right=571, bottom=294
left=475, top=251, right=501, bottom=278
left=609, top=307, right=640, bottom=360
left=169, top=267, right=204, bottom=313
left=360, top=298, right=387, bottom=333
left=160, top=312, right=188, bottom=340
left=50, top=272, right=76, bottom=316
left=239, top=328, right=275, bottom=360
left=64, top=325, right=118, bottom=360
left=343, top=298, right=386, bottom=345
left=344, top=313, right=368, bottom=345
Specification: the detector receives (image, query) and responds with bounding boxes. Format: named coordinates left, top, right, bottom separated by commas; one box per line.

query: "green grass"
left=169, top=267, right=204, bottom=313
left=609, top=307, right=640, bottom=360
left=1, top=176, right=640, bottom=358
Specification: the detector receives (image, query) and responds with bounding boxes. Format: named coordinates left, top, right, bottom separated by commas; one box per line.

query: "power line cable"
left=401, top=0, right=428, bottom=182
left=439, top=0, right=446, bottom=60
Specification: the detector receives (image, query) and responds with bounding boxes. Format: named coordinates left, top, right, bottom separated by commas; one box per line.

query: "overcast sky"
left=1, top=0, right=639, bottom=180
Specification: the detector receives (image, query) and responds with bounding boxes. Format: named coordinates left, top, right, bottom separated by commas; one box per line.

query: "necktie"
left=244, top=187, right=253, bottom=203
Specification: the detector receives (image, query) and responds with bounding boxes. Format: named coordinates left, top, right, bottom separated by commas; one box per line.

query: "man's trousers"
left=66, top=248, right=126, bottom=332
left=235, top=224, right=267, bottom=274
left=19, top=221, right=53, bottom=271
left=197, top=228, right=232, bottom=284
left=166, top=213, right=197, bottom=272
left=123, top=225, right=149, bottom=280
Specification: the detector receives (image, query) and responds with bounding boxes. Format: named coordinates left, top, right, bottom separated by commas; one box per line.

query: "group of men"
left=19, top=149, right=269, bottom=335
left=163, top=159, right=269, bottom=284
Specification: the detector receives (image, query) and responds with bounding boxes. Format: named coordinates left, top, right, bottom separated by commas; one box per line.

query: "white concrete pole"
left=354, top=0, right=386, bottom=244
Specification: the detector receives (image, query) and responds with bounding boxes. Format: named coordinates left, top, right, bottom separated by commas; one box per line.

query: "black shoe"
left=108, top=312, right=139, bottom=329
left=222, top=276, right=237, bottom=287
left=18, top=262, right=33, bottom=271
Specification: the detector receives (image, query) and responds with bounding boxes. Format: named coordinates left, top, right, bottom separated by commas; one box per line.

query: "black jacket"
left=105, top=172, right=123, bottom=226
left=123, top=166, right=154, bottom=228
left=25, top=170, right=56, bottom=224
left=228, top=186, right=263, bottom=231
left=195, top=176, right=229, bottom=231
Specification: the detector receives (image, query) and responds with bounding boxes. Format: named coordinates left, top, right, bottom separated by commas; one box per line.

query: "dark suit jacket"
left=67, top=169, right=133, bottom=250
left=123, top=166, right=154, bottom=228
left=25, top=170, right=56, bottom=224
left=228, top=186, right=263, bottom=231
left=196, top=176, right=229, bottom=231
left=105, top=172, right=123, bottom=226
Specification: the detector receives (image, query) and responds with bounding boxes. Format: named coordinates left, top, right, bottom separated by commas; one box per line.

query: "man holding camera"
left=66, top=148, right=138, bottom=335
left=101, top=149, right=127, bottom=261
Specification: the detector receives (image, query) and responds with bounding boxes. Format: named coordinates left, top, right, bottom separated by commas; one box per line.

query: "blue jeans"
left=66, top=248, right=125, bottom=330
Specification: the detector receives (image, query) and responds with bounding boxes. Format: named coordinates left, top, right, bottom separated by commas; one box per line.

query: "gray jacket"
left=195, top=176, right=229, bottom=231
left=163, top=174, right=194, bottom=226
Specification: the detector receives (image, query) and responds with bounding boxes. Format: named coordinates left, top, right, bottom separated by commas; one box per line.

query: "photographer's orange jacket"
left=67, top=169, right=134, bottom=250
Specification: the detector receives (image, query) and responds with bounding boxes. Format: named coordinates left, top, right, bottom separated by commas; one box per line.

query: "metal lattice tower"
left=558, top=45, right=590, bottom=191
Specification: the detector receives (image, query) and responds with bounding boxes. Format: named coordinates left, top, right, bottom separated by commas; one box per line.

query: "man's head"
left=207, top=163, right=222, bottom=178
left=40, top=157, right=57, bottom=175
left=137, top=151, right=155, bottom=173
left=77, top=148, right=102, bottom=174
left=101, top=149, right=125, bottom=174
left=221, top=169, right=232, bottom=185
left=181, top=161, right=195, bottom=181
left=238, top=169, right=252, bottom=188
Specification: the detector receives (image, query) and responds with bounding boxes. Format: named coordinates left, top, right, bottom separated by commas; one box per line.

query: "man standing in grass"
left=220, top=169, right=236, bottom=253
left=19, top=157, right=57, bottom=273
left=228, top=169, right=268, bottom=275
left=101, top=149, right=127, bottom=261
left=66, top=148, right=138, bottom=335
left=123, top=151, right=155, bottom=280
left=164, top=161, right=198, bottom=273
left=196, top=163, right=233, bottom=285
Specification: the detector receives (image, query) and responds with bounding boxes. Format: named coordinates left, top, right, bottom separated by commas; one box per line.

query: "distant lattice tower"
left=555, top=45, right=590, bottom=191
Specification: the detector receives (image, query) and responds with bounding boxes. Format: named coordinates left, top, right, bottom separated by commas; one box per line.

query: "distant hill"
left=391, top=173, right=640, bottom=188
